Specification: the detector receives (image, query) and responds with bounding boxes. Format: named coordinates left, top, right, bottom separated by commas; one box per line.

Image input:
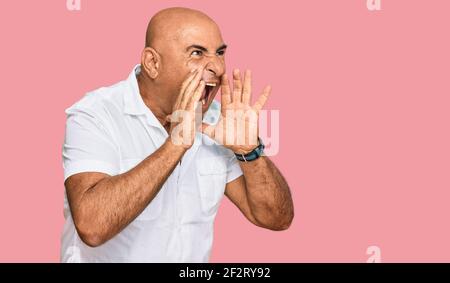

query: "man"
left=61, top=7, right=294, bottom=263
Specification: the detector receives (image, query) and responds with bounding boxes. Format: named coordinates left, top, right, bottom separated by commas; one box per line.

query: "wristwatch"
left=235, top=138, right=265, bottom=162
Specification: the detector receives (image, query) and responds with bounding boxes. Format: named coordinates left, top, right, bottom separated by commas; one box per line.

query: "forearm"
left=76, top=139, right=186, bottom=245
left=240, top=157, right=294, bottom=230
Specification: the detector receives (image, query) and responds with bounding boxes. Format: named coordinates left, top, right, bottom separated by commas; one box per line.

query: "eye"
left=191, top=50, right=203, bottom=56
left=216, top=50, right=226, bottom=56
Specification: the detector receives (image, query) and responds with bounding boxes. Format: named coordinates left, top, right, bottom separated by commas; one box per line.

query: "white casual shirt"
left=61, top=65, right=243, bottom=263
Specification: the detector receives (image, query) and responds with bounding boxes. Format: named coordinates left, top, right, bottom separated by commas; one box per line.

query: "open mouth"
left=200, top=82, right=217, bottom=106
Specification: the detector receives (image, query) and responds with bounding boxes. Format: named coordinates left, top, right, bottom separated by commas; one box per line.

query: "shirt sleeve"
left=62, top=107, right=120, bottom=182
left=226, top=153, right=243, bottom=183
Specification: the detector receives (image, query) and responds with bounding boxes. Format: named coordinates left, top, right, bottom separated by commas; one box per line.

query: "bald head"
left=145, top=7, right=219, bottom=48
left=139, top=7, right=226, bottom=116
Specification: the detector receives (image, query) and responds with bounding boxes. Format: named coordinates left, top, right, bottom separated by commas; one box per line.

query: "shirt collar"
left=202, top=100, right=221, bottom=125
left=123, top=65, right=162, bottom=128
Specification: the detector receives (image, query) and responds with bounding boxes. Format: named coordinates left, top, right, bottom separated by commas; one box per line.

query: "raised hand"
left=202, top=69, right=271, bottom=154
left=169, top=66, right=205, bottom=148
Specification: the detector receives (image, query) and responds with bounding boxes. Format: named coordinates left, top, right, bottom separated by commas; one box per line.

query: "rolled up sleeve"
left=226, top=153, right=243, bottom=184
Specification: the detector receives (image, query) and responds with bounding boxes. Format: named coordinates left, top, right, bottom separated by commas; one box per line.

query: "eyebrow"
left=186, top=44, right=228, bottom=53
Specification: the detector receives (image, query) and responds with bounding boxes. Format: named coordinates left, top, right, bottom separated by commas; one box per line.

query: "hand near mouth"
left=168, top=66, right=206, bottom=149
left=201, top=69, right=271, bottom=155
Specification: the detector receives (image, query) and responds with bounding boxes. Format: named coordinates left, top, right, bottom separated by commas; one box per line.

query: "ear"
left=140, top=47, right=160, bottom=79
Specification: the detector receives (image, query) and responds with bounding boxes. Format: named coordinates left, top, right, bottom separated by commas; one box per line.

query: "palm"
left=202, top=69, right=271, bottom=154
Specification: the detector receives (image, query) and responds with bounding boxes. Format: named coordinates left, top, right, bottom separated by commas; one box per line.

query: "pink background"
left=1, top=0, right=449, bottom=262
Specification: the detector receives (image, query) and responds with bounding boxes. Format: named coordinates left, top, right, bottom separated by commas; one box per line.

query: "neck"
left=137, top=73, right=173, bottom=128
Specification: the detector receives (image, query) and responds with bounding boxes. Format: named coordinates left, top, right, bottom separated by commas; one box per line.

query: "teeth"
left=201, top=98, right=206, bottom=105
left=205, top=83, right=216, bottom=87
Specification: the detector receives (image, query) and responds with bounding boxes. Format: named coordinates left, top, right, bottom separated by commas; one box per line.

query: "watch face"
left=256, top=145, right=264, bottom=157
left=257, top=138, right=265, bottom=154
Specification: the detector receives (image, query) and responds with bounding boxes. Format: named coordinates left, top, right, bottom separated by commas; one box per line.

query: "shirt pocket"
left=196, top=158, right=227, bottom=215
left=120, top=158, right=163, bottom=221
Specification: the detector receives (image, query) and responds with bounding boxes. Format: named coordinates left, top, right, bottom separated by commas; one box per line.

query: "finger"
left=253, top=85, right=271, bottom=112
left=242, top=70, right=252, bottom=105
left=181, top=66, right=204, bottom=109
left=175, top=69, right=198, bottom=108
left=180, top=69, right=198, bottom=97
left=184, top=66, right=204, bottom=96
left=232, top=69, right=243, bottom=104
left=220, top=74, right=232, bottom=105
left=187, top=80, right=205, bottom=110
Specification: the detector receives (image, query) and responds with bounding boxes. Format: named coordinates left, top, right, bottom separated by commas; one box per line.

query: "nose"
left=202, top=56, right=224, bottom=81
